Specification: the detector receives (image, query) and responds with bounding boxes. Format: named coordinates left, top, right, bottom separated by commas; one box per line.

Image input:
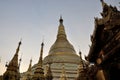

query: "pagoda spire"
left=57, top=16, right=67, bottom=40
left=100, top=0, right=107, bottom=8
left=75, top=51, right=88, bottom=80
left=60, top=64, right=67, bottom=80
left=45, top=64, right=53, bottom=80
left=3, top=40, right=22, bottom=80
left=32, top=42, right=45, bottom=80
left=59, top=15, right=63, bottom=24
left=38, top=42, right=44, bottom=67
left=79, top=51, right=86, bottom=69
left=25, top=58, right=32, bottom=80
left=9, top=40, right=22, bottom=67
left=27, top=58, right=32, bottom=71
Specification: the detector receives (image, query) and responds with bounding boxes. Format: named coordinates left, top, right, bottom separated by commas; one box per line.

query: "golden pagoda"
left=20, top=17, right=84, bottom=80
left=32, top=42, right=45, bottom=80
left=43, top=17, right=81, bottom=80
left=3, top=41, right=22, bottom=80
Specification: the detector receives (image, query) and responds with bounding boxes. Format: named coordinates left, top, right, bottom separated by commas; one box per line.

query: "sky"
left=0, top=0, right=119, bottom=75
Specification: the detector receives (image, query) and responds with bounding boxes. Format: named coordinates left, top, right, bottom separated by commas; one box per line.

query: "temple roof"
left=87, top=0, right=120, bottom=62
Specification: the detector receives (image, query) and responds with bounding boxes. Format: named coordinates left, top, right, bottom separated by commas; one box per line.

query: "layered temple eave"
left=88, top=0, right=120, bottom=62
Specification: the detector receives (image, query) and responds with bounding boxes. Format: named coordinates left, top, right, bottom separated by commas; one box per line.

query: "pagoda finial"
left=59, top=15, right=63, bottom=24
left=79, top=50, right=82, bottom=60
left=100, top=0, right=103, bottom=2
left=100, top=0, right=107, bottom=8
left=16, top=40, right=22, bottom=55
left=57, top=16, right=67, bottom=39
left=38, top=41, right=44, bottom=67
left=79, top=51, right=86, bottom=69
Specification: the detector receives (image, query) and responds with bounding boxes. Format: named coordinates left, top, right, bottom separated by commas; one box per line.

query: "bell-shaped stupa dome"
left=44, top=17, right=80, bottom=64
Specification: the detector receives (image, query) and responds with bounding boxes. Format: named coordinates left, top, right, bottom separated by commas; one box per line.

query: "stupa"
left=43, top=17, right=81, bottom=80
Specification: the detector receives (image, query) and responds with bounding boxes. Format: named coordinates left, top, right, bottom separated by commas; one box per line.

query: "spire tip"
left=100, top=0, right=103, bottom=2
left=41, top=36, right=44, bottom=46
left=60, top=15, right=62, bottom=19
left=30, top=58, right=32, bottom=63
left=59, top=15, right=63, bottom=23
left=19, top=38, right=22, bottom=45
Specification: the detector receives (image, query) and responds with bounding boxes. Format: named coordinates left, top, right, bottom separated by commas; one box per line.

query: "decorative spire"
left=59, top=15, right=63, bottom=24
left=60, top=64, right=67, bottom=80
left=57, top=16, right=67, bottom=39
left=3, top=40, right=22, bottom=80
left=79, top=51, right=86, bottom=69
left=27, top=58, right=32, bottom=71
left=75, top=51, right=88, bottom=80
left=38, top=42, right=44, bottom=67
left=8, top=40, right=21, bottom=69
left=16, top=40, right=22, bottom=55
left=79, top=51, right=82, bottom=60
left=45, top=64, right=53, bottom=80
left=32, top=42, right=45, bottom=80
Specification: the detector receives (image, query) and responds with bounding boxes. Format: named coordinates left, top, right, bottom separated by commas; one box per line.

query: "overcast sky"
left=0, top=0, right=119, bottom=75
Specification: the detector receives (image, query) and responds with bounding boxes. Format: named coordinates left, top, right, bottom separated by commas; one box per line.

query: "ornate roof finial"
left=100, top=0, right=103, bottom=2
left=100, top=0, right=107, bottom=8
left=38, top=41, right=44, bottom=67
left=16, top=40, right=22, bottom=55
left=59, top=15, right=63, bottom=24
left=57, top=16, right=67, bottom=39
left=78, top=51, right=86, bottom=69
left=79, top=50, right=82, bottom=60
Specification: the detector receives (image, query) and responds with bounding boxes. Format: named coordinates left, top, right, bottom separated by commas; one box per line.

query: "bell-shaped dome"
left=44, top=17, right=80, bottom=64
